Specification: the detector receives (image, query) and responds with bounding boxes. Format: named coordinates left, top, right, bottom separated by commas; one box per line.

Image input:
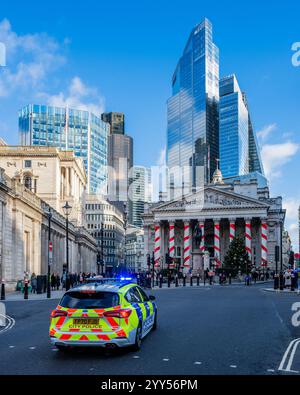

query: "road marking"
left=194, top=361, right=202, bottom=365
left=230, top=365, right=237, bottom=368
left=9, top=345, right=15, bottom=348
left=132, top=356, right=140, bottom=359
left=163, top=358, right=169, bottom=361
left=29, top=347, right=36, bottom=350
left=0, top=314, right=15, bottom=334
left=278, top=338, right=300, bottom=373
left=267, top=369, right=275, bottom=372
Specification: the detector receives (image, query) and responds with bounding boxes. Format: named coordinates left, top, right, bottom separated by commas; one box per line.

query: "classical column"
left=154, top=223, right=161, bottom=268
left=245, top=218, right=252, bottom=260
left=229, top=218, right=236, bottom=242
left=198, top=221, right=205, bottom=252
left=213, top=219, right=221, bottom=267
left=261, top=219, right=268, bottom=267
left=183, top=221, right=191, bottom=268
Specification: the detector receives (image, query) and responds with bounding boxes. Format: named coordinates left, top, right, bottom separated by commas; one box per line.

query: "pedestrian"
left=51, top=273, right=56, bottom=291
left=56, top=273, right=60, bottom=290
left=31, top=273, right=37, bottom=294
left=284, top=270, right=292, bottom=289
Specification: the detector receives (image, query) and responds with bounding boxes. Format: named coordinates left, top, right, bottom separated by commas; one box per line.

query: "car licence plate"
left=73, top=318, right=100, bottom=326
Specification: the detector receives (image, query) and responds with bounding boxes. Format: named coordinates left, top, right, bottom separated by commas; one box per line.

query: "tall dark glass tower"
left=167, top=18, right=219, bottom=188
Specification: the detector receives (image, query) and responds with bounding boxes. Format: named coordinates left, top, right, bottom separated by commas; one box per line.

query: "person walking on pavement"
left=56, top=273, right=61, bottom=290
left=30, top=273, right=37, bottom=293
left=51, top=273, right=56, bottom=291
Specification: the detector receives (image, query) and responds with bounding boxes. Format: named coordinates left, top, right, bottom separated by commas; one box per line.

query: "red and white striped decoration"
left=169, top=222, right=175, bottom=268
left=229, top=219, right=235, bottom=242
left=154, top=224, right=161, bottom=268
left=199, top=221, right=205, bottom=252
left=214, top=221, right=221, bottom=267
left=183, top=222, right=191, bottom=268
left=245, top=219, right=252, bottom=260
left=261, top=220, right=268, bottom=267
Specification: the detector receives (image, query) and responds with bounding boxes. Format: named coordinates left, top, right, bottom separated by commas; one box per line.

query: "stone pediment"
left=153, top=186, right=269, bottom=212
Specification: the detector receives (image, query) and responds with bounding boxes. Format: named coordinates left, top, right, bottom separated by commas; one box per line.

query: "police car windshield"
left=60, top=291, right=120, bottom=309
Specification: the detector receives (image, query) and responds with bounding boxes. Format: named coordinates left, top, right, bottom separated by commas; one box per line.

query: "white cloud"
left=0, top=18, right=65, bottom=97
left=43, top=77, right=105, bottom=115
left=283, top=198, right=300, bottom=220
left=261, top=141, right=299, bottom=179
left=257, top=123, right=277, bottom=141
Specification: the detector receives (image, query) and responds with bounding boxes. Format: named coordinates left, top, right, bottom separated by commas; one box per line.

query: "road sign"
left=49, top=242, right=53, bottom=265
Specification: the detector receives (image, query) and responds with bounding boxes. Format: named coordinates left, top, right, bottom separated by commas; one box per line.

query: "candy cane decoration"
left=229, top=219, right=235, bottom=242
left=261, top=220, right=268, bottom=267
left=169, top=222, right=175, bottom=268
left=245, top=219, right=252, bottom=260
left=183, top=222, right=191, bottom=268
left=154, top=223, right=161, bottom=267
left=199, top=221, right=205, bottom=252
left=214, top=220, right=221, bottom=267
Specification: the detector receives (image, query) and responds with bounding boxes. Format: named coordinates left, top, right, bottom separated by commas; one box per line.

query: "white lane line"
left=194, top=361, right=202, bottom=365
left=267, top=369, right=275, bottom=373
left=0, top=314, right=15, bottom=334
left=278, top=338, right=300, bottom=372
left=163, top=358, right=169, bottom=361
left=9, top=345, right=15, bottom=349
left=132, top=356, right=140, bottom=359
left=230, top=365, right=237, bottom=368
left=29, top=347, right=36, bottom=350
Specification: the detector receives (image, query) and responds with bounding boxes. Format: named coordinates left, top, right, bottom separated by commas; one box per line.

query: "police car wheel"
left=132, top=323, right=142, bottom=351
left=152, top=312, right=157, bottom=331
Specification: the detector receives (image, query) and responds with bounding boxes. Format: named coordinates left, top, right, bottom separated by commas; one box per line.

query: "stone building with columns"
left=0, top=146, right=86, bottom=226
left=143, top=171, right=285, bottom=274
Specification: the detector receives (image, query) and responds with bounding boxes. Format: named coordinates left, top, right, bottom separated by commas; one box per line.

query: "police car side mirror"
left=149, top=295, right=155, bottom=301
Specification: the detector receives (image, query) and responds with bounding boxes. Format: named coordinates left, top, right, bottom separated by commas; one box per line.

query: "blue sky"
left=0, top=0, right=300, bottom=249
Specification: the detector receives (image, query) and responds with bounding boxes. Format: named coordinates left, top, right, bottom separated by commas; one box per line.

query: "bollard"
left=183, top=275, right=186, bottom=287
left=159, top=275, right=163, bottom=288
left=229, top=274, right=232, bottom=285
left=168, top=276, right=171, bottom=288
left=274, top=275, right=279, bottom=290
left=175, top=275, right=179, bottom=287
left=24, top=281, right=29, bottom=300
left=190, top=276, right=193, bottom=287
left=1, top=283, right=5, bottom=300
left=279, top=273, right=284, bottom=291
left=197, top=274, right=200, bottom=286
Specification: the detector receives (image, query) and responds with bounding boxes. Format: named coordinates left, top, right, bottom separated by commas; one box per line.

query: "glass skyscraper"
left=167, top=18, right=219, bottom=188
left=19, top=104, right=109, bottom=194
left=219, top=75, right=249, bottom=178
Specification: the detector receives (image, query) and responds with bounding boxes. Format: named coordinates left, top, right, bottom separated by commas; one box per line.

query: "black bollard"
left=229, top=273, right=232, bottom=284
left=175, top=275, right=179, bottom=287
left=279, top=273, right=284, bottom=291
left=190, top=276, right=193, bottom=287
left=183, top=275, right=186, bottom=287
left=24, top=281, right=29, bottom=300
left=274, top=275, right=279, bottom=290
left=159, top=275, right=162, bottom=288
left=197, top=274, right=200, bottom=286
left=167, top=276, right=171, bottom=288
left=1, top=283, right=5, bottom=300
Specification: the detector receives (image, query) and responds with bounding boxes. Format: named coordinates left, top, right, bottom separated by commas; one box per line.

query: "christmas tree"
left=223, top=236, right=250, bottom=276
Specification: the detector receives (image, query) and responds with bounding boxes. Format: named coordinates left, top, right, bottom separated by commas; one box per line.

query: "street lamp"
left=100, top=222, right=104, bottom=275
left=62, top=201, right=72, bottom=290
left=47, top=207, right=52, bottom=299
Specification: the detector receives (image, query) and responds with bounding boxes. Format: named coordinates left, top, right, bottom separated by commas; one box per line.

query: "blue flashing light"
left=120, top=277, right=133, bottom=281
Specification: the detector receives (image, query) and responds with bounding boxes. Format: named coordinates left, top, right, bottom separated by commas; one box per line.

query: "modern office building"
left=219, top=75, right=249, bottom=178
left=18, top=104, right=109, bottom=194
left=167, top=18, right=219, bottom=189
left=101, top=112, right=125, bottom=135
left=242, top=93, right=264, bottom=175
left=85, top=194, right=125, bottom=276
left=104, top=112, right=133, bottom=222
left=130, top=166, right=151, bottom=228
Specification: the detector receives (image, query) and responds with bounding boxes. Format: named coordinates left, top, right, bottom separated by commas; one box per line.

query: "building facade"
left=125, top=225, right=145, bottom=273
left=282, top=230, right=292, bottom=269
left=18, top=104, right=109, bottom=194
left=130, top=166, right=151, bottom=228
left=101, top=112, right=125, bottom=135
left=167, top=18, right=219, bottom=188
left=219, top=75, right=249, bottom=178
left=85, top=194, right=124, bottom=275
left=0, top=169, right=97, bottom=291
left=0, top=146, right=86, bottom=226
left=143, top=171, right=285, bottom=274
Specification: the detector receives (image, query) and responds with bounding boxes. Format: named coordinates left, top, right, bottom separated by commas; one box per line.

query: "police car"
left=49, top=278, right=157, bottom=351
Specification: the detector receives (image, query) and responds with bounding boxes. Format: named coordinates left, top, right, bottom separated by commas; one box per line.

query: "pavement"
left=1, top=283, right=300, bottom=375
